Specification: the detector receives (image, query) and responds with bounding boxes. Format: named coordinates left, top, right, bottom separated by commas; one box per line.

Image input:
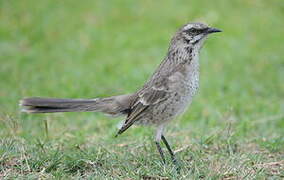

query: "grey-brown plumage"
left=20, top=22, right=221, bottom=166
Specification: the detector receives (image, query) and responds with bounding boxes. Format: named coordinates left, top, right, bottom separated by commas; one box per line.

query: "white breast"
left=171, top=50, right=200, bottom=116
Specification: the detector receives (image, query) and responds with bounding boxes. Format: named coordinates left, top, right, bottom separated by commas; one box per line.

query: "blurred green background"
left=0, top=0, right=283, bottom=179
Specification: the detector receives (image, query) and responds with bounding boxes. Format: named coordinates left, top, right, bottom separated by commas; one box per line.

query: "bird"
left=20, top=22, right=221, bottom=167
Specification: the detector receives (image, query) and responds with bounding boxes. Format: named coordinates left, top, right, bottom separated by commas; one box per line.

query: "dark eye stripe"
left=191, top=29, right=202, bottom=33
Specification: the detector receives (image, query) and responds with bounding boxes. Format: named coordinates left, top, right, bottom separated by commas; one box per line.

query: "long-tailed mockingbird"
left=20, top=22, right=221, bottom=166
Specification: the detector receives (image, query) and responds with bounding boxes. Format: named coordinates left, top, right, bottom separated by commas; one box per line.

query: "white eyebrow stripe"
left=183, top=24, right=193, bottom=30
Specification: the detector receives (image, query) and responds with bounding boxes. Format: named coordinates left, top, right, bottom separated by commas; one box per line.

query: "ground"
left=0, top=0, right=283, bottom=179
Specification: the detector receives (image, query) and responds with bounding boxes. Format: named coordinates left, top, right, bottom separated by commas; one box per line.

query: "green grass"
left=1, top=0, right=283, bottom=179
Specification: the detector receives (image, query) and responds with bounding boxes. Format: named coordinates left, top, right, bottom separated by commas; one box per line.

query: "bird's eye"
left=191, top=29, right=199, bottom=33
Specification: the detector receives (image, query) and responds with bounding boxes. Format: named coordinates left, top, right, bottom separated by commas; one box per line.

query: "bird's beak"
left=207, top=27, right=222, bottom=34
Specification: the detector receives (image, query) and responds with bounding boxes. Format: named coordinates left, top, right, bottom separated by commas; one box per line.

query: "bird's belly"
left=172, top=79, right=199, bottom=116
left=137, top=75, right=199, bottom=126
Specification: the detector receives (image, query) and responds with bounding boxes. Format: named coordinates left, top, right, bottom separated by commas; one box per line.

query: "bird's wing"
left=115, top=81, right=170, bottom=136
left=115, top=63, right=187, bottom=136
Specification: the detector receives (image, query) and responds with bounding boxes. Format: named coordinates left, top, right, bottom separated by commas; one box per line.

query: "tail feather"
left=20, top=95, right=133, bottom=115
left=20, top=97, right=100, bottom=113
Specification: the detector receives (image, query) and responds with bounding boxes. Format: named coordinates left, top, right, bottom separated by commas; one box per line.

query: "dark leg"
left=161, top=135, right=180, bottom=171
left=155, top=141, right=166, bottom=164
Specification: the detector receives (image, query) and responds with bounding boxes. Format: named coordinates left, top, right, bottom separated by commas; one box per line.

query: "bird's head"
left=172, top=22, right=221, bottom=48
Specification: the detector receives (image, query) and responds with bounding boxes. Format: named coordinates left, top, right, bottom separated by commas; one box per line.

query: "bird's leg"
left=161, top=135, right=176, bottom=162
left=161, top=135, right=180, bottom=171
left=155, top=141, right=166, bottom=164
left=154, top=124, right=166, bottom=164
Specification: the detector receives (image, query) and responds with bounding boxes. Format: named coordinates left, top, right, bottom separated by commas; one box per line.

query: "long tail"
left=20, top=94, right=133, bottom=115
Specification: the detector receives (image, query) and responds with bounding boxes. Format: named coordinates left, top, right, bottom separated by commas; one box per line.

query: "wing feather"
left=116, top=85, right=169, bottom=136
left=116, top=62, right=189, bottom=136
